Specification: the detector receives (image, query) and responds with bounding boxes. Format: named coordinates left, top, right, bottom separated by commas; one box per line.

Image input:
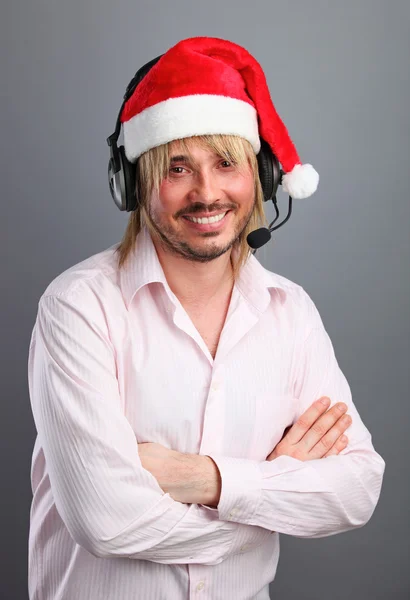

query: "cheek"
left=153, top=181, right=186, bottom=213
left=230, top=176, right=254, bottom=204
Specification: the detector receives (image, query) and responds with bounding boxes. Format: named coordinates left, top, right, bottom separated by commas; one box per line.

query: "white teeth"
left=186, top=212, right=227, bottom=224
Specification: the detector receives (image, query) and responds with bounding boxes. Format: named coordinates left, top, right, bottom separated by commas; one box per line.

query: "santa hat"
left=120, top=36, right=319, bottom=199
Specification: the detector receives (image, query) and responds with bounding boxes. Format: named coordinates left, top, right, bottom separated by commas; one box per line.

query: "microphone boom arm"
left=268, top=195, right=292, bottom=233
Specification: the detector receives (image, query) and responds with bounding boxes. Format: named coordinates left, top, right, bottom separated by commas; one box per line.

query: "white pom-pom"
left=281, top=164, right=319, bottom=199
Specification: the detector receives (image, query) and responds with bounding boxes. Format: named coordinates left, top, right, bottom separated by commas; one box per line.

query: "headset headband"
left=107, top=55, right=164, bottom=157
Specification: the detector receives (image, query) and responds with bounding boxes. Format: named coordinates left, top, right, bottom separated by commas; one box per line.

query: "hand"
left=267, top=397, right=351, bottom=462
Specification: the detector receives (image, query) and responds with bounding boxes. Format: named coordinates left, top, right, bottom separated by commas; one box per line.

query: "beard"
left=146, top=201, right=255, bottom=263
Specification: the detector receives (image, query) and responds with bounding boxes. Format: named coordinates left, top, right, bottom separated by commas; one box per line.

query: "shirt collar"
left=119, top=226, right=168, bottom=310
left=234, top=249, right=288, bottom=313
left=119, top=225, right=288, bottom=311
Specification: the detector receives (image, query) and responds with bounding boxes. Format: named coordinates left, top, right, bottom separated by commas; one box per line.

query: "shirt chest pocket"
left=220, top=342, right=297, bottom=461
left=249, top=390, right=297, bottom=460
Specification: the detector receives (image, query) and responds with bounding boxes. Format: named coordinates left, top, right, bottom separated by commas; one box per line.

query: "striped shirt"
left=28, top=226, right=385, bottom=599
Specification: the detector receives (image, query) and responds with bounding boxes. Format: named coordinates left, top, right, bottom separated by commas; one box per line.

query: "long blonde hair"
left=115, top=134, right=267, bottom=280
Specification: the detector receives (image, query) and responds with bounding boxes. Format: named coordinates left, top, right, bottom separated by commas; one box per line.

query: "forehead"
left=169, top=138, right=219, bottom=157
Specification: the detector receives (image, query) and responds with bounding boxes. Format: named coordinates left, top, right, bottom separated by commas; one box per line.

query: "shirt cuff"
left=204, top=454, right=263, bottom=524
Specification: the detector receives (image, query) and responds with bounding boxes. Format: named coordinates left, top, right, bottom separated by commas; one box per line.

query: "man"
left=28, top=37, right=385, bottom=600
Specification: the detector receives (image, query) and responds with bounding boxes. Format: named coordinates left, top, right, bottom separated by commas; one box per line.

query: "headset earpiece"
left=257, top=138, right=282, bottom=201
left=108, top=141, right=138, bottom=212
left=120, top=145, right=138, bottom=212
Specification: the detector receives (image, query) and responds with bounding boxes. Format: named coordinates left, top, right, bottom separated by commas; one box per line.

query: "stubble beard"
left=147, top=203, right=255, bottom=263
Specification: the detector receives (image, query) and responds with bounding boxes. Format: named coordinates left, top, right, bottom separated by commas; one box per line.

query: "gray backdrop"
left=2, top=1, right=409, bottom=598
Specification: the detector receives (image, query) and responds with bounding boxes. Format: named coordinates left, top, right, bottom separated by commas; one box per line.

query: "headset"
left=107, top=55, right=292, bottom=249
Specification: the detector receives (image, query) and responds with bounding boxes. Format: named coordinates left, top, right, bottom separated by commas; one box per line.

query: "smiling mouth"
left=183, top=211, right=229, bottom=224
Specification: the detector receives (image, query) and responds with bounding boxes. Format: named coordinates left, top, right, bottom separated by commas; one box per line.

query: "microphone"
left=247, top=195, right=293, bottom=250
left=247, top=227, right=272, bottom=249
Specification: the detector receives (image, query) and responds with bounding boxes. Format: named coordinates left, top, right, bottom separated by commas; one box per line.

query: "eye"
left=219, top=159, right=236, bottom=168
left=169, top=166, right=187, bottom=174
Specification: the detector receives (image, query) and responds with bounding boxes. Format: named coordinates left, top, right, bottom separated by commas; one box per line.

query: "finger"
left=309, top=414, right=352, bottom=459
left=285, top=397, right=331, bottom=445
left=323, top=434, right=349, bottom=458
left=302, top=402, right=348, bottom=451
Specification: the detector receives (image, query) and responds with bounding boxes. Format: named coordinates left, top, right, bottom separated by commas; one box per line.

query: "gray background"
left=2, top=1, right=409, bottom=598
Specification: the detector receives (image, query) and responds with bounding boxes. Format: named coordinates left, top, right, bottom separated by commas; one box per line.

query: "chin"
left=185, top=234, right=238, bottom=260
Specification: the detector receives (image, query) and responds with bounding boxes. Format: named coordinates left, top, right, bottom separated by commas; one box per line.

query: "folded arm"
left=28, top=289, right=254, bottom=563
left=204, top=289, right=386, bottom=538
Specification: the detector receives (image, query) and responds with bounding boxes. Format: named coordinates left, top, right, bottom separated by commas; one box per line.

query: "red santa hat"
left=120, top=36, right=319, bottom=199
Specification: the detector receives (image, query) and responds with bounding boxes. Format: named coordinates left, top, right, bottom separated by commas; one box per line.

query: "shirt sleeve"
left=28, top=289, right=257, bottom=563
left=206, top=288, right=386, bottom=538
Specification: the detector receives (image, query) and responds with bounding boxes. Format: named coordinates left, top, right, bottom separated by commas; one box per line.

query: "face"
left=147, top=139, right=256, bottom=262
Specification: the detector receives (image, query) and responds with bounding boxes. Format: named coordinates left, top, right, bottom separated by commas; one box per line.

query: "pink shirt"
left=28, top=226, right=385, bottom=600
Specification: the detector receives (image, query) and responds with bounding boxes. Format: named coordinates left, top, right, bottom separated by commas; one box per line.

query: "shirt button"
left=211, top=381, right=219, bottom=391
left=196, top=581, right=205, bottom=591
left=229, top=507, right=239, bottom=519
left=240, top=544, right=249, bottom=552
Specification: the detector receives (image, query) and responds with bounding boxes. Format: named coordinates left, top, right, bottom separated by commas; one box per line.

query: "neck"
left=152, top=238, right=234, bottom=306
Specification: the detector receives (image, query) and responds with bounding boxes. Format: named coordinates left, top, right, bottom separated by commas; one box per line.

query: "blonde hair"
left=115, top=134, right=267, bottom=280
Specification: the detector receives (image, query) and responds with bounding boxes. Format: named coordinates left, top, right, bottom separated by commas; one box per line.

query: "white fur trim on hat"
left=123, top=94, right=261, bottom=161
left=281, top=163, right=319, bottom=199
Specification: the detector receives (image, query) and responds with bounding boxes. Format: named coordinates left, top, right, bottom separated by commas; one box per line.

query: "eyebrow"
left=170, top=155, right=191, bottom=164
left=169, top=152, right=232, bottom=167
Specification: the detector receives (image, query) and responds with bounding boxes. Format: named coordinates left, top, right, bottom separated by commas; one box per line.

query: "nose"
left=188, top=169, right=221, bottom=204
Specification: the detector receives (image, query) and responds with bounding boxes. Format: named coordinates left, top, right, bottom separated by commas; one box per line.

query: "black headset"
left=106, top=55, right=283, bottom=215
